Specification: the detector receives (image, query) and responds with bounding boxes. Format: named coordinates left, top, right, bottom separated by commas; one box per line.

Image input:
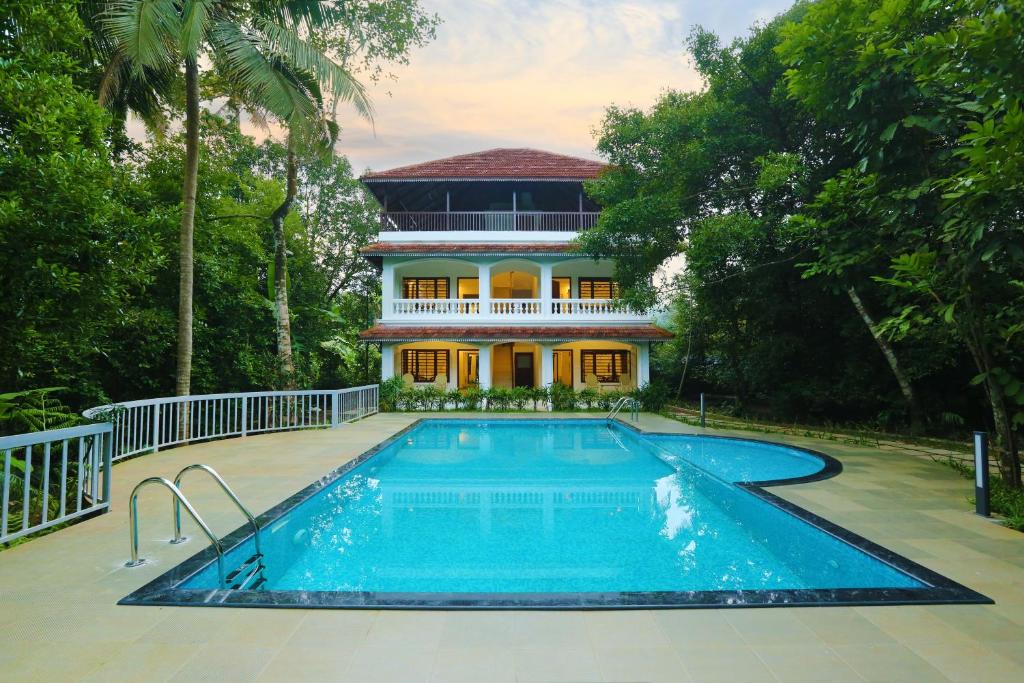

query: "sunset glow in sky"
left=337, top=0, right=792, bottom=173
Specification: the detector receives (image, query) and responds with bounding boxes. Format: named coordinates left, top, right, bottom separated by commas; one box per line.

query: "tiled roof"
left=360, top=242, right=585, bottom=256
left=361, top=148, right=606, bottom=180
left=358, top=325, right=673, bottom=341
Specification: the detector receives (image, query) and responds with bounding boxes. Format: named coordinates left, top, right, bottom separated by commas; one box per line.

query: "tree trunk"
left=676, top=324, right=694, bottom=400
left=175, top=58, right=200, bottom=398
left=270, top=136, right=298, bottom=390
left=959, top=291, right=1021, bottom=488
left=846, top=286, right=924, bottom=429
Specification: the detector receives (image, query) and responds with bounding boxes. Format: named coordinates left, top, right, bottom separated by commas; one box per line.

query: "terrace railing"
left=389, top=297, right=649, bottom=321
left=1, top=423, right=112, bottom=543
left=379, top=211, right=599, bottom=232
left=1, top=386, right=378, bottom=544
left=83, top=385, right=379, bottom=462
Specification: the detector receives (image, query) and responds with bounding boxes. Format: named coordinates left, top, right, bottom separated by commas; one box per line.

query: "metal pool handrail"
left=607, top=396, right=641, bottom=422
left=126, top=476, right=226, bottom=587
left=172, top=464, right=260, bottom=555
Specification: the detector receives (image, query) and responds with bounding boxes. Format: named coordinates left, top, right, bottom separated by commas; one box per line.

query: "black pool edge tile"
left=118, top=417, right=993, bottom=610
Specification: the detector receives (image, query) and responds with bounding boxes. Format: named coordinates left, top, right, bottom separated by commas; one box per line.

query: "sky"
left=337, top=0, right=793, bottom=174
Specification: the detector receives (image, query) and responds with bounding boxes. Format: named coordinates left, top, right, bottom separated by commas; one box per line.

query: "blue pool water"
left=182, top=420, right=923, bottom=593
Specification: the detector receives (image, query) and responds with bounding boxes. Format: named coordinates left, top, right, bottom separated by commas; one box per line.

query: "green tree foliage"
left=582, top=12, right=937, bottom=423
left=0, top=1, right=169, bottom=405
left=778, top=0, right=1024, bottom=485
left=0, top=2, right=385, bottom=414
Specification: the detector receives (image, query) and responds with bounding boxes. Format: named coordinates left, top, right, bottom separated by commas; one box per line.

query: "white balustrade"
left=551, top=298, right=643, bottom=318
left=388, top=297, right=649, bottom=321
left=392, top=299, right=480, bottom=316
left=489, top=299, right=542, bottom=316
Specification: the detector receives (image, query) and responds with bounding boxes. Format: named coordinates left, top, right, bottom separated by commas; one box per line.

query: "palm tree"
left=93, top=0, right=370, bottom=396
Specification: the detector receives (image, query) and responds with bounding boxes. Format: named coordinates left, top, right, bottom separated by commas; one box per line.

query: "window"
left=402, top=349, right=450, bottom=382
left=581, top=350, right=630, bottom=383
left=457, top=277, right=479, bottom=299
left=402, top=277, right=449, bottom=299
left=578, top=277, right=619, bottom=299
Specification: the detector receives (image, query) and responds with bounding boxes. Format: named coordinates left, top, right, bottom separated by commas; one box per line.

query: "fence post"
left=240, top=396, right=248, bottom=437
left=700, top=393, right=706, bottom=428
left=102, top=425, right=113, bottom=509
left=331, top=391, right=340, bottom=428
left=974, top=431, right=990, bottom=517
left=151, top=404, right=160, bottom=453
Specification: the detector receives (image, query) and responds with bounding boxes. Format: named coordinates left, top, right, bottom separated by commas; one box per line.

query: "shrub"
left=379, top=376, right=405, bottom=412
left=487, top=387, right=512, bottom=411
left=396, top=387, right=419, bottom=411
left=577, top=388, right=599, bottom=409
left=549, top=383, right=577, bottom=411
left=633, top=380, right=670, bottom=412
left=445, top=389, right=464, bottom=409
left=461, top=386, right=485, bottom=410
left=529, top=386, right=549, bottom=411
left=509, top=386, right=532, bottom=410
left=417, top=386, right=444, bottom=411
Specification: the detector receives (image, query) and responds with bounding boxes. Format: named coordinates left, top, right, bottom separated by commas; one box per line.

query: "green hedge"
left=379, top=376, right=670, bottom=413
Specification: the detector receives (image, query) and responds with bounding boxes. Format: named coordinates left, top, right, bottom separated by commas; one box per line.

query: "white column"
left=540, top=344, right=554, bottom=411
left=478, top=344, right=492, bottom=390
left=478, top=261, right=492, bottom=320
left=381, top=343, right=395, bottom=381
left=539, top=261, right=552, bottom=317
left=381, top=260, right=395, bottom=321
left=637, top=342, right=650, bottom=387
left=540, top=343, right=554, bottom=387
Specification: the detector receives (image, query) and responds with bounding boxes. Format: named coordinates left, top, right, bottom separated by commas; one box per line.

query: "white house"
left=357, top=148, right=671, bottom=392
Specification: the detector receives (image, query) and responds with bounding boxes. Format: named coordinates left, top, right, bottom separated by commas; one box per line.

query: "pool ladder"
left=125, top=464, right=267, bottom=590
left=607, top=396, right=640, bottom=422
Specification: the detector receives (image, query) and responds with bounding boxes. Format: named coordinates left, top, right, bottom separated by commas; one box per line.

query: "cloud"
left=126, top=1, right=791, bottom=172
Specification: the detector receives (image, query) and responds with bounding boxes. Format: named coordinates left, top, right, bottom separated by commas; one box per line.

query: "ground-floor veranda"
left=380, top=339, right=651, bottom=392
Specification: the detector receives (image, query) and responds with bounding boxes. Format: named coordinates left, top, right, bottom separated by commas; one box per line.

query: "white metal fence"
left=0, top=423, right=113, bottom=543
left=1, top=386, right=378, bottom=543
left=83, top=386, right=380, bottom=462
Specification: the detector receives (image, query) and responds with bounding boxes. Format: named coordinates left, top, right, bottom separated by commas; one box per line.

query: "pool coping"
left=118, top=417, right=992, bottom=610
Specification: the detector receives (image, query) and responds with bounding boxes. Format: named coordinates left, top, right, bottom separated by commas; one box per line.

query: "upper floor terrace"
left=361, top=148, right=605, bottom=241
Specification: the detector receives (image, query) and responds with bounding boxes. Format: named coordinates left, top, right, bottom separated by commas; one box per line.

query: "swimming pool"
left=121, top=419, right=990, bottom=608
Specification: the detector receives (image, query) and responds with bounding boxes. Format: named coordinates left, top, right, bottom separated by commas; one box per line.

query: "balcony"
left=389, top=298, right=648, bottom=322
left=380, top=211, right=599, bottom=233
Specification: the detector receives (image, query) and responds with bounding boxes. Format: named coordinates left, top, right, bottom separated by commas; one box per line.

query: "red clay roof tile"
left=361, top=148, right=606, bottom=180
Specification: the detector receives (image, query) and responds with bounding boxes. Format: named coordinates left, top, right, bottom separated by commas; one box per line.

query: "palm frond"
left=101, top=0, right=181, bottom=71
left=209, top=19, right=317, bottom=123
left=180, top=0, right=216, bottom=57
left=255, top=19, right=373, bottom=122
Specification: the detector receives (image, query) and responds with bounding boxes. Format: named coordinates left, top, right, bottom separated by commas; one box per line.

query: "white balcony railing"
left=392, top=299, right=481, bottom=316
left=489, top=299, right=542, bottom=316
left=380, top=211, right=599, bottom=232
left=552, top=299, right=636, bottom=316
left=389, top=298, right=649, bottom=322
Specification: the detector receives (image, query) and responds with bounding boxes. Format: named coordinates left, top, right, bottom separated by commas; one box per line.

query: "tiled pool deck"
left=1, top=413, right=1023, bottom=682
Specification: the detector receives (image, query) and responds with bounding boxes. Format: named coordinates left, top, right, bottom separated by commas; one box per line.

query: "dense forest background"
left=0, top=1, right=441, bottom=414
left=581, top=0, right=1022, bottom=483
left=1, top=0, right=1020, bottom=484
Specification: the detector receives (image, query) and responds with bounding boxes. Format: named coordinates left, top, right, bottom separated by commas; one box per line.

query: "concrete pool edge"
left=118, top=417, right=993, bottom=610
